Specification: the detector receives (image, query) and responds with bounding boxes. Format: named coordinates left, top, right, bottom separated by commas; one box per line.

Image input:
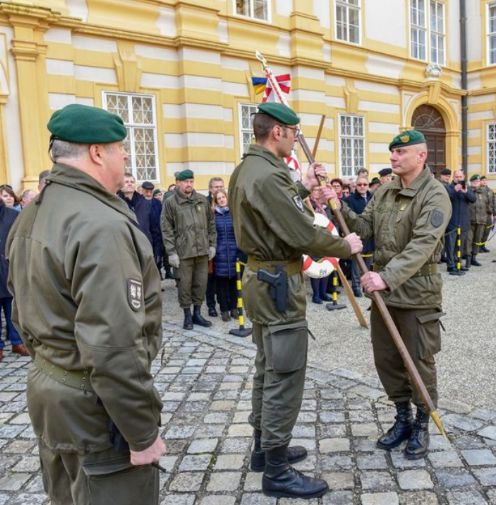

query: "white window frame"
left=409, top=0, right=445, bottom=66
left=487, top=2, right=496, bottom=65
left=233, top=0, right=271, bottom=22
left=487, top=123, right=496, bottom=174
left=238, top=103, right=258, bottom=159
left=338, top=114, right=365, bottom=178
left=102, top=92, right=160, bottom=184
left=335, top=0, right=361, bottom=45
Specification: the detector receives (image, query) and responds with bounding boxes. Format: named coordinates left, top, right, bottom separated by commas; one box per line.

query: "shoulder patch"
left=293, top=195, right=305, bottom=213
left=127, top=279, right=143, bottom=311
left=430, top=209, right=444, bottom=228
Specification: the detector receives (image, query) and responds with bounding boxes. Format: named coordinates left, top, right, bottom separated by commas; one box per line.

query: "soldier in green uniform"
left=229, top=102, right=363, bottom=499
left=332, top=130, right=451, bottom=460
left=468, top=174, right=493, bottom=266
left=7, top=104, right=166, bottom=505
left=161, top=169, right=217, bottom=329
left=479, top=176, right=495, bottom=253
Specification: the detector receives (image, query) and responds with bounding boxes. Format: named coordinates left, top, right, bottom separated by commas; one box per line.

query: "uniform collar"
left=389, top=164, right=432, bottom=196
left=175, top=188, right=198, bottom=204
left=245, top=144, right=288, bottom=169
left=46, top=164, right=137, bottom=221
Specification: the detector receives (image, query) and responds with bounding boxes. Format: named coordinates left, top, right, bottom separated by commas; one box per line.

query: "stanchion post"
left=326, top=269, right=347, bottom=311
left=229, top=259, right=253, bottom=338
left=450, top=227, right=466, bottom=276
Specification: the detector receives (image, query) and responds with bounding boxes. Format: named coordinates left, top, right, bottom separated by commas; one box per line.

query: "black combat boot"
left=480, top=246, right=490, bottom=253
left=251, top=430, right=308, bottom=472
left=192, top=305, right=212, bottom=327
left=262, top=445, right=329, bottom=499
left=377, top=402, right=413, bottom=450
left=183, top=308, right=193, bottom=330
left=471, top=255, right=482, bottom=267
left=464, top=255, right=471, bottom=270
left=404, top=408, right=430, bottom=460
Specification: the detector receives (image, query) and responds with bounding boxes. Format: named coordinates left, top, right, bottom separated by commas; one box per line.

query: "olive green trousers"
left=371, top=303, right=442, bottom=408
left=38, top=439, right=159, bottom=505
left=248, top=320, right=308, bottom=450
left=177, top=255, right=208, bottom=308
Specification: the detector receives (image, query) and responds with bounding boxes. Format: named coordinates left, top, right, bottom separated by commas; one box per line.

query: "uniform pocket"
left=265, top=321, right=308, bottom=374
left=83, top=457, right=159, bottom=505
left=416, top=311, right=444, bottom=359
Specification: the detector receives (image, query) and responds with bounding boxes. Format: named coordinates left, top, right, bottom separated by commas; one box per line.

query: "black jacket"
left=0, top=201, right=19, bottom=297
left=447, top=183, right=476, bottom=231
left=345, top=191, right=375, bottom=254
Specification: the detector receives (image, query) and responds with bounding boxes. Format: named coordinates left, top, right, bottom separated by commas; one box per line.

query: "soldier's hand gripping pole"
left=297, top=132, right=448, bottom=440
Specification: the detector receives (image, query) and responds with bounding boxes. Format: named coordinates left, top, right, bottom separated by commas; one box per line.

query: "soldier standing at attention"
left=331, top=130, right=451, bottom=460
left=7, top=104, right=166, bottom=505
left=229, top=102, right=362, bottom=499
left=161, top=169, right=217, bottom=330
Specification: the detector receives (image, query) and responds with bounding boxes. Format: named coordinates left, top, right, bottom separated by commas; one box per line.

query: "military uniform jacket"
left=7, top=164, right=163, bottom=454
left=470, top=188, right=493, bottom=224
left=229, top=144, right=351, bottom=325
left=161, top=189, right=216, bottom=259
left=341, top=165, right=451, bottom=309
left=480, top=186, right=496, bottom=217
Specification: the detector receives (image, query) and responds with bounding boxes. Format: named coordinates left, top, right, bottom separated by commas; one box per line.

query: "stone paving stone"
left=0, top=425, right=26, bottom=439
left=292, top=454, right=316, bottom=472
left=397, top=470, right=434, bottom=490
left=168, top=472, right=204, bottom=492
left=356, top=453, right=388, bottom=470
left=204, top=413, right=230, bottom=424
left=353, top=439, right=381, bottom=453
left=164, top=426, right=196, bottom=439
left=453, top=435, right=486, bottom=450
left=11, top=456, right=40, bottom=472
left=215, top=454, right=245, bottom=470
left=320, top=438, right=350, bottom=454
left=178, top=454, right=212, bottom=471
left=220, top=437, right=251, bottom=454
left=321, top=455, right=353, bottom=471
left=438, top=399, right=473, bottom=415
left=442, top=414, right=484, bottom=432
left=446, top=489, right=489, bottom=505
left=359, top=470, right=395, bottom=491
left=351, top=423, right=379, bottom=437
left=240, top=493, right=277, bottom=505
left=0, top=473, right=31, bottom=491
left=428, top=450, right=464, bottom=468
left=158, top=455, right=179, bottom=472
left=390, top=452, right=426, bottom=469
left=321, top=472, right=354, bottom=490
left=478, top=426, right=496, bottom=441
left=434, top=468, right=477, bottom=488
left=486, top=489, right=496, bottom=504
left=322, top=491, right=354, bottom=505
left=201, top=496, right=236, bottom=505
left=320, top=412, right=346, bottom=424
left=398, top=491, right=439, bottom=504
left=7, top=494, right=47, bottom=505
left=473, top=467, right=496, bottom=486
left=470, top=408, right=496, bottom=422
left=187, top=439, right=218, bottom=454
left=160, top=493, right=196, bottom=505
left=461, top=449, right=496, bottom=465
left=361, top=492, right=399, bottom=505
left=0, top=494, right=9, bottom=505
left=321, top=425, right=347, bottom=438
left=297, top=412, right=318, bottom=423
left=207, top=471, right=242, bottom=492
left=429, top=435, right=452, bottom=450
left=243, top=472, right=263, bottom=491
left=228, top=424, right=253, bottom=437
left=292, top=438, right=316, bottom=451
left=348, top=410, right=375, bottom=423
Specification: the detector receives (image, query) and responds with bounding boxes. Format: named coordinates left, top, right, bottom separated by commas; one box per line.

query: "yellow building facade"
left=0, top=0, right=494, bottom=191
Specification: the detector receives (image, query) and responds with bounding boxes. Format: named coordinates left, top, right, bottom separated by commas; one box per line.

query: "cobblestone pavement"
left=0, top=319, right=496, bottom=505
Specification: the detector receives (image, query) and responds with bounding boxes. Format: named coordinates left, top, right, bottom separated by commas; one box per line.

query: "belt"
left=374, top=263, right=438, bottom=277
left=247, top=257, right=302, bottom=276
left=34, top=354, right=94, bottom=393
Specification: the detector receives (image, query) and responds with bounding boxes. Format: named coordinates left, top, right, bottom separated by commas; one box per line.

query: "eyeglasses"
left=278, top=125, right=300, bottom=138
left=356, top=183, right=369, bottom=187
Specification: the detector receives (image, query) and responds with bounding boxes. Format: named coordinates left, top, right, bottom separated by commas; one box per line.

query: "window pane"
left=254, top=0, right=268, bottom=20
left=236, top=0, right=249, bottom=16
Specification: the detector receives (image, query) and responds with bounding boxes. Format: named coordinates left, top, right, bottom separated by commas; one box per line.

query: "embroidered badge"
left=430, top=209, right=444, bottom=228
left=400, top=134, right=410, bottom=143
left=293, top=195, right=305, bottom=213
left=127, top=279, right=143, bottom=311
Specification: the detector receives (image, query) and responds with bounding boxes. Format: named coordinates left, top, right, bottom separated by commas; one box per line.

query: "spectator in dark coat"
left=212, top=189, right=239, bottom=322
left=446, top=170, right=475, bottom=271
left=0, top=200, right=29, bottom=361
left=345, top=176, right=374, bottom=297
left=141, top=181, right=165, bottom=277
left=118, top=173, right=162, bottom=262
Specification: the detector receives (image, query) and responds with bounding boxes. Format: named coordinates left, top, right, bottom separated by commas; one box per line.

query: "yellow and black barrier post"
left=229, top=259, right=253, bottom=338
left=326, top=269, right=347, bottom=312
left=449, top=227, right=466, bottom=276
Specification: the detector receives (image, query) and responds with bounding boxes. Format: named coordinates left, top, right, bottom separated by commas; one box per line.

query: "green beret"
left=153, top=189, right=162, bottom=196
left=470, top=174, right=480, bottom=181
left=389, top=130, right=426, bottom=151
left=48, top=104, right=127, bottom=144
left=257, top=102, right=300, bottom=125
left=370, top=177, right=380, bottom=185
left=177, top=169, right=194, bottom=181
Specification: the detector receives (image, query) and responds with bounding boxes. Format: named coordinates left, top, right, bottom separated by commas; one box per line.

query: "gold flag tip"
left=430, top=410, right=450, bottom=441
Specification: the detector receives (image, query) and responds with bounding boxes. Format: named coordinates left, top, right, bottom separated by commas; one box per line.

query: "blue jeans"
left=0, top=297, right=22, bottom=349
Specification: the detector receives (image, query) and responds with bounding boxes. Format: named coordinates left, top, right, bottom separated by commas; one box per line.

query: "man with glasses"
left=229, top=102, right=362, bottom=499
left=345, top=176, right=374, bottom=297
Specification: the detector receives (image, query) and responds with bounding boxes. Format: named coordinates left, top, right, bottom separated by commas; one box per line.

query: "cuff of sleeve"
left=296, top=182, right=311, bottom=199
left=127, top=426, right=159, bottom=453
left=378, top=272, right=394, bottom=292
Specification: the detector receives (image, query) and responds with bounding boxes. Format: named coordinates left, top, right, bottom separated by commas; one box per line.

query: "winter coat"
left=447, top=183, right=476, bottom=231
left=0, top=201, right=18, bottom=298
left=345, top=190, right=375, bottom=254
left=213, top=207, right=238, bottom=278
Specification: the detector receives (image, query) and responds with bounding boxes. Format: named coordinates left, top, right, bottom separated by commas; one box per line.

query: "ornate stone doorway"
left=411, top=105, right=446, bottom=177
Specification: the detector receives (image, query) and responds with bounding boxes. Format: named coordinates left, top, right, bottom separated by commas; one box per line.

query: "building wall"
left=0, top=0, right=494, bottom=191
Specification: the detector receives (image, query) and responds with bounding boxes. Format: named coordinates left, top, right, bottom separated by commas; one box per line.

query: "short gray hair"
left=50, top=139, right=88, bottom=161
